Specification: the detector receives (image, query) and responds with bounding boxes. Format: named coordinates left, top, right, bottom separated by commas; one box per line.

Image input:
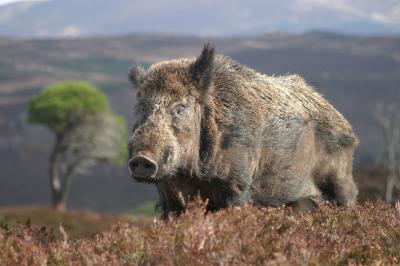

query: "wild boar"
left=127, top=44, right=358, bottom=218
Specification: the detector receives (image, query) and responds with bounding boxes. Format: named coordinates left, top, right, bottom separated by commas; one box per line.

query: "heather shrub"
left=0, top=201, right=399, bottom=265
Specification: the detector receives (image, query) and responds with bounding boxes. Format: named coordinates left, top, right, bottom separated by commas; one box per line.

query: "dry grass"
left=0, top=207, right=138, bottom=240
left=1, top=201, right=400, bottom=265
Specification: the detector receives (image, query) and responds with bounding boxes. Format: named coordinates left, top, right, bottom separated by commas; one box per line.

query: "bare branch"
left=373, top=102, right=400, bottom=202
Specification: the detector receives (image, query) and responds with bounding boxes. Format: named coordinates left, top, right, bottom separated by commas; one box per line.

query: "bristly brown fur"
left=128, top=44, right=359, bottom=219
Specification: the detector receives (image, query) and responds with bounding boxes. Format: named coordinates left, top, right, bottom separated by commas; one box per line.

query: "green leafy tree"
left=27, top=81, right=127, bottom=211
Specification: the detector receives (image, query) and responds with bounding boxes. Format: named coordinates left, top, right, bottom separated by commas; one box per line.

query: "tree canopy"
left=27, top=81, right=110, bottom=134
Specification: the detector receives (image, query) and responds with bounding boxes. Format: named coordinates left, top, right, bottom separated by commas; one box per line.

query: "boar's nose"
left=128, top=155, right=158, bottom=179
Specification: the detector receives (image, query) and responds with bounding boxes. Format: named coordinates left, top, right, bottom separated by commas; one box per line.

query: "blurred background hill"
left=0, top=0, right=400, bottom=212
left=1, top=0, right=400, bottom=37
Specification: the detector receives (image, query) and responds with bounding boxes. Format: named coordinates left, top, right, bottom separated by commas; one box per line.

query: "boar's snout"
left=128, top=155, right=158, bottom=181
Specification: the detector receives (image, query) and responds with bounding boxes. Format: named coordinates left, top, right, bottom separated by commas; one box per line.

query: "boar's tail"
left=325, top=131, right=359, bottom=153
left=314, top=117, right=358, bottom=153
left=337, top=132, right=359, bottom=148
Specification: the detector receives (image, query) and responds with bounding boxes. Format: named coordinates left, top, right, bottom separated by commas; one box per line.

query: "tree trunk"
left=385, top=174, right=395, bottom=202
left=49, top=134, right=67, bottom=211
left=54, top=199, right=66, bottom=212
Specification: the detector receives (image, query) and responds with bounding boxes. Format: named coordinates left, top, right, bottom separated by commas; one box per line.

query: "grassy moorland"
left=0, top=201, right=399, bottom=265
left=0, top=207, right=142, bottom=240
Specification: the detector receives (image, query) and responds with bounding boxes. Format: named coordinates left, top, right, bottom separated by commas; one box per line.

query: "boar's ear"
left=129, top=65, right=146, bottom=88
left=191, top=43, right=215, bottom=92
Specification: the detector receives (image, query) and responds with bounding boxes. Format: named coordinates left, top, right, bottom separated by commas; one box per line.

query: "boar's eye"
left=137, top=102, right=149, bottom=114
left=135, top=106, right=144, bottom=115
left=134, top=104, right=148, bottom=120
left=172, top=105, right=186, bottom=117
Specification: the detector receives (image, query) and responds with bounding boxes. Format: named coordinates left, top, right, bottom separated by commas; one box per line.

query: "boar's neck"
left=199, top=103, right=219, bottom=174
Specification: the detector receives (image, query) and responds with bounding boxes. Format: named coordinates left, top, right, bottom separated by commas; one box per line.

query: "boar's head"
left=128, top=44, right=215, bottom=183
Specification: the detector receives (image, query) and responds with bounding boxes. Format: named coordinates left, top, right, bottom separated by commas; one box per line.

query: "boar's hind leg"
left=331, top=173, right=358, bottom=206
left=289, top=196, right=322, bottom=213
left=318, top=149, right=358, bottom=206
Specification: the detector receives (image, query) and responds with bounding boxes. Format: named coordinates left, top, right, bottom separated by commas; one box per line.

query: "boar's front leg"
left=156, top=182, right=187, bottom=220
left=225, top=172, right=253, bottom=206
left=217, top=151, right=258, bottom=207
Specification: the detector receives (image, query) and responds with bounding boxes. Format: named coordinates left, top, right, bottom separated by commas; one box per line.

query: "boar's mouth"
left=131, top=176, right=160, bottom=184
